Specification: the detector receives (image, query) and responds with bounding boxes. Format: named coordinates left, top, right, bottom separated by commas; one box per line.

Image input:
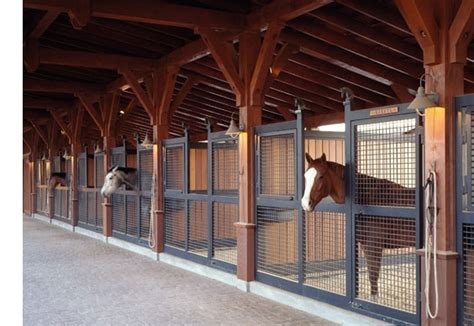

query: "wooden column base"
left=30, top=192, right=37, bottom=214
left=235, top=222, right=256, bottom=281
left=102, top=201, right=112, bottom=237
left=153, top=210, right=165, bottom=253
left=71, top=198, right=78, bottom=226
left=48, top=195, right=54, bottom=219
left=416, top=249, right=458, bottom=325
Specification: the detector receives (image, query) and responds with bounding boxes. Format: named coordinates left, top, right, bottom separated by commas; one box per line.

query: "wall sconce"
left=62, top=148, right=72, bottom=160
left=408, top=73, right=439, bottom=116
left=94, top=143, right=102, bottom=154
left=141, top=132, right=154, bottom=149
left=225, top=112, right=242, bottom=138
left=41, top=152, right=48, bottom=161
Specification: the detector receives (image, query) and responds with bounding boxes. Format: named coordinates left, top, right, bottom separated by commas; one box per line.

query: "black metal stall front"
left=456, top=93, right=474, bottom=325
left=163, top=128, right=239, bottom=273
left=53, top=156, right=71, bottom=222
left=254, top=102, right=421, bottom=324
left=77, top=150, right=103, bottom=232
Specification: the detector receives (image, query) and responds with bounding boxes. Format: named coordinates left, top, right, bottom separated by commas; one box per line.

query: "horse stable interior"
left=22, top=1, right=474, bottom=325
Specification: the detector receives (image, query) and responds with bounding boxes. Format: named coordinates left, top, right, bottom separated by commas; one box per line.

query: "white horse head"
left=101, top=166, right=137, bottom=198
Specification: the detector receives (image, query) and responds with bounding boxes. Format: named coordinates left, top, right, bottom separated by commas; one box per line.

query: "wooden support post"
left=152, top=124, right=168, bottom=253
left=69, top=142, right=80, bottom=226
left=102, top=136, right=115, bottom=237
left=30, top=153, right=38, bottom=215
left=397, top=1, right=464, bottom=324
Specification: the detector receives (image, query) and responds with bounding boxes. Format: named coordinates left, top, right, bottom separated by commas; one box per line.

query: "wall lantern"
left=408, top=73, right=439, bottom=116
left=94, top=143, right=101, bottom=154
left=225, top=112, right=241, bottom=138
left=141, top=132, right=154, bottom=149
left=62, top=148, right=72, bottom=160
left=41, top=152, right=48, bottom=161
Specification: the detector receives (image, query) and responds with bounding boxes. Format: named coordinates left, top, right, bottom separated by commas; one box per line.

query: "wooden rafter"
left=28, top=10, right=59, bottom=39
left=395, top=0, right=439, bottom=64
left=168, top=76, right=199, bottom=124
left=120, top=68, right=154, bottom=120
left=24, top=97, right=72, bottom=109
left=449, top=0, right=474, bottom=63
left=24, top=0, right=246, bottom=30
left=73, top=106, right=84, bottom=142
left=48, top=109, right=72, bottom=142
left=68, top=0, right=91, bottom=29
left=24, top=79, right=104, bottom=94
left=271, top=43, right=299, bottom=78
left=77, top=94, right=105, bottom=134
left=104, top=91, right=121, bottom=135
left=122, top=97, right=138, bottom=116
left=157, top=67, right=179, bottom=125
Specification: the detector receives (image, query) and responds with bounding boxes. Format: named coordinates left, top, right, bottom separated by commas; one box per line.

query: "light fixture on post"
left=63, top=148, right=72, bottom=160
left=141, top=132, right=154, bottom=149
left=94, top=143, right=101, bottom=154
left=225, top=112, right=241, bottom=138
left=408, top=73, right=439, bottom=116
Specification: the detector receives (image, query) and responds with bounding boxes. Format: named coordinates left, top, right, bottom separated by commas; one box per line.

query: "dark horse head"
left=101, top=166, right=137, bottom=198
left=301, top=153, right=345, bottom=212
left=48, top=172, right=67, bottom=193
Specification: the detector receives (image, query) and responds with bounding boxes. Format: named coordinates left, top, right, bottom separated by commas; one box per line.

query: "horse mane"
left=51, top=172, right=66, bottom=179
left=107, top=166, right=137, bottom=174
left=327, top=161, right=345, bottom=180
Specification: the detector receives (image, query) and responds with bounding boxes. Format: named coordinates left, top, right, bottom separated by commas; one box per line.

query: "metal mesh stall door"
left=351, top=116, right=419, bottom=318
left=95, top=154, right=104, bottom=228
left=138, top=149, right=153, bottom=241
left=164, top=198, right=185, bottom=249
left=78, top=154, right=87, bottom=224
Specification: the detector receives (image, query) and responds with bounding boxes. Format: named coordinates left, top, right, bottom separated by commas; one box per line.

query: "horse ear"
left=112, top=166, right=118, bottom=172
left=321, top=153, right=326, bottom=162
left=305, top=153, right=314, bottom=164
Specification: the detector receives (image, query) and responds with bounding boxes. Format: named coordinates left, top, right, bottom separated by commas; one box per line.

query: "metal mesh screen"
left=139, top=150, right=153, bottom=191
left=37, top=186, right=47, bottom=214
left=260, top=134, right=295, bottom=196
left=95, top=155, right=104, bottom=188
left=354, top=119, right=416, bottom=207
left=96, top=192, right=103, bottom=227
left=212, top=140, right=238, bottom=195
left=304, top=211, right=346, bottom=295
left=78, top=191, right=87, bottom=223
left=78, top=156, right=86, bottom=187
left=126, top=195, right=137, bottom=236
left=355, top=214, right=416, bottom=313
left=464, top=225, right=474, bottom=324
left=165, top=146, right=184, bottom=191
left=164, top=198, right=185, bottom=249
left=112, top=194, right=125, bottom=233
left=256, top=206, right=298, bottom=281
left=140, top=197, right=151, bottom=240
left=188, top=200, right=208, bottom=256
left=87, top=192, right=97, bottom=225
left=212, top=202, right=237, bottom=264
left=111, top=152, right=124, bottom=167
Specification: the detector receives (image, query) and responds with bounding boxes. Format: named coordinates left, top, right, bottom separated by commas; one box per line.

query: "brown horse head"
left=48, top=172, right=67, bottom=193
left=301, top=153, right=345, bottom=212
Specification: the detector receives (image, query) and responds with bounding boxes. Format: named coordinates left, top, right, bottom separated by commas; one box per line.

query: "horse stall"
left=35, top=159, right=49, bottom=216
left=77, top=150, right=103, bottom=232
left=52, top=156, right=71, bottom=222
left=108, top=140, right=153, bottom=246
left=456, top=94, right=474, bottom=324
left=254, top=104, right=421, bottom=324
left=163, top=128, right=239, bottom=272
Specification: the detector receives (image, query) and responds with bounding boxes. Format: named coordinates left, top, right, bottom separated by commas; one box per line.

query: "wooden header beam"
left=24, top=0, right=246, bottom=30
left=449, top=0, right=474, bottom=63
left=24, top=79, right=104, bottom=94
left=24, top=97, right=73, bottom=109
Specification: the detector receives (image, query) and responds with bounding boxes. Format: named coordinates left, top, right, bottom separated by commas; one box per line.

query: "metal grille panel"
left=111, top=194, right=125, bottom=233
left=464, top=225, right=474, bottom=324
left=139, top=150, right=153, bottom=191
left=212, top=202, right=237, bottom=264
left=111, top=152, right=124, bottom=167
left=78, top=156, right=86, bottom=187
left=96, top=192, right=103, bottom=227
left=95, top=155, right=104, bottom=188
left=164, top=198, right=185, bottom=249
left=354, top=119, right=416, bottom=207
left=212, top=140, right=238, bottom=195
left=256, top=206, right=298, bottom=281
left=87, top=192, right=96, bottom=225
left=165, top=146, right=184, bottom=191
left=188, top=200, right=208, bottom=256
left=260, top=134, right=295, bottom=196
left=78, top=191, right=87, bottom=223
left=126, top=196, right=137, bottom=236
left=355, top=214, right=416, bottom=313
left=304, top=211, right=346, bottom=295
left=140, top=197, right=151, bottom=240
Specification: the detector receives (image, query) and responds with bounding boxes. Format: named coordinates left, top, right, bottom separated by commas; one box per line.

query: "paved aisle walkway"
left=24, top=217, right=335, bottom=326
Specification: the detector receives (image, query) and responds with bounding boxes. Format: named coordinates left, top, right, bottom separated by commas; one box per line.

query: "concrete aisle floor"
left=23, top=217, right=336, bottom=326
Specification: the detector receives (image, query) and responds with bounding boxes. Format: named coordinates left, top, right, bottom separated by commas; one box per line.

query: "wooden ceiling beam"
left=39, top=48, right=155, bottom=70
left=24, top=0, right=246, bottom=30
left=24, top=97, right=72, bottom=109
left=24, top=78, right=105, bottom=94
left=449, top=0, right=474, bottom=63
left=310, top=9, right=423, bottom=62
left=155, top=66, right=179, bottom=125
left=336, top=0, right=412, bottom=35
left=168, top=76, right=199, bottom=123
left=280, top=29, right=419, bottom=90
left=120, top=68, right=154, bottom=120
left=48, top=109, right=72, bottom=142
left=304, top=110, right=344, bottom=128
left=248, top=0, right=333, bottom=28
left=394, top=0, right=439, bottom=64
left=28, top=10, right=60, bottom=39
left=289, top=18, right=423, bottom=78
left=29, top=120, right=49, bottom=146
left=77, top=94, right=105, bottom=135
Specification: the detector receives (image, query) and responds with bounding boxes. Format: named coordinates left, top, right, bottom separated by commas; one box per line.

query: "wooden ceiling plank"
left=449, top=0, right=474, bottom=63
left=168, top=76, right=199, bottom=123
left=24, top=78, right=104, bottom=94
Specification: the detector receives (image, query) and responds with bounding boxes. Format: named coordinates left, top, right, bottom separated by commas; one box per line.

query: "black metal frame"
left=253, top=102, right=422, bottom=325
left=53, top=155, right=71, bottom=223
left=163, top=127, right=239, bottom=273
left=456, top=93, right=474, bottom=325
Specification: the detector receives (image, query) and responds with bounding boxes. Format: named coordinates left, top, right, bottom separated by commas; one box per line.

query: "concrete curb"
left=107, top=237, right=158, bottom=261
left=74, top=226, right=107, bottom=243
left=51, top=218, right=74, bottom=232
